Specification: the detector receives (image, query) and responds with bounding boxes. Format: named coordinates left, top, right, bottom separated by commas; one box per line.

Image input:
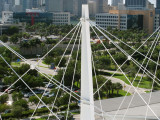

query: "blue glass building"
left=125, top=0, right=147, bottom=10
left=13, top=12, right=53, bottom=25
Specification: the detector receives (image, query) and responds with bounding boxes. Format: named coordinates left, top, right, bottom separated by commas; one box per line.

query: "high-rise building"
left=157, top=0, right=160, bottom=9
left=82, top=0, right=88, bottom=4
left=73, top=0, right=78, bottom=15
left=6, top=0, right=15, bottom=7
left=4, top=3, right=11, bottom=11
left=96, top=0, right=108, bottom=13
left=156, top=0, right=160, bottom=14
left=2, top=0, right=15, bottom=11
left=112, top=0, right=123, bottom=6
left=125, top=0, right=147, bottom=10
left=21, top=0, right=32, bottom=11
left=32, top=0, right=38, bottom=8
left=63, top=0, right=74, bottom=14
left=46, top=0, right=63, bottom=12
left=88, top=1, right=96, bottom=16
left=0, top=0, right=4, bottom=15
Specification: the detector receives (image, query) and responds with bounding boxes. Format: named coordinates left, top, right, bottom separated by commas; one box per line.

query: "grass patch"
left=145, top=91, right=150, bottom=93
left=42, top=61, right=50, bottom=65
left=11, top=62, right=21, bottom=67
left=113, top=74, right=152, bottom=89
left=72, top=111, right=80, bottom=115
left=74, top=81, right=80, bottom=88
left=38, top=65, right=49, bottom=68
left=36, top=118, right=46, bottom=120
left=103, top=90, right=131, bottom=99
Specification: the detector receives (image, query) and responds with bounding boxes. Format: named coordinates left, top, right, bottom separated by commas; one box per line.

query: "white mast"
left=80, top=4, right=95, bottom=120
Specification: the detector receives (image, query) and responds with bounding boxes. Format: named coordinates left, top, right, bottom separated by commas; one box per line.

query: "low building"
left=96, top=9, right=155, bottom=33
left=13, top=9, right=53, bottom=25
left=96, top=13, right=143, bottom=31
left=95, top=91, right=160, bottom=120
left=2, top=11, right=14, bottom=24
left=0, top=11, right=25, bottom=34
left=52, top=12, right=70, bottom=25
left=0, top=23, right=25, bottom=35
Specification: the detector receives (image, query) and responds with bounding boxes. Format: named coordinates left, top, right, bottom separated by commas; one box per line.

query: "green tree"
left=154, top=70, right=160, bottom=88
left=17, top=64, right=30, bottom=75
left=0, top=104, right=10, bottom=112
left=12, top=105, right=24, bottom=119
left=44, top=56, right=54, bottom=65
left=7, top=26, right=19, bottom=35
left=106, top=80, right=112, bottom=96
left=93, top=76, right=106, bottom=99
left=54, top=57, right=66, bottom=67
left=125, top=62, right=137, bottom=83
left=115, top=83, right=123, bottom=95
left=13, top=99, right=28, bottom=110
left=29, top=96, right=39, bottom=105
left=0, top=94, right=8, bottom=104
left=57, top=94, right=70, bottom=106
left=10, top=34, right=19, bottom=44
left=1, top=34, right=8, bottom=43
left=114, top=52, right=127, bottom=65
left=12, top=92, right=23, bottom=102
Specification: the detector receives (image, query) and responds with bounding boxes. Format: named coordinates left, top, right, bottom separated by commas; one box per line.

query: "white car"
left=38, top=105, right=46, bottom=109
left=43, top=91, right=50, bottom=97
left=49, top=93, right=54, bottom=97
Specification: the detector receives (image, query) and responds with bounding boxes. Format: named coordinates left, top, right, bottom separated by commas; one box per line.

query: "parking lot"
left=0, top=82, right=56, bottom=109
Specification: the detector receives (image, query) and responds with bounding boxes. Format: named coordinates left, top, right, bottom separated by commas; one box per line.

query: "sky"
left=108, top=0, right=156, bottom=6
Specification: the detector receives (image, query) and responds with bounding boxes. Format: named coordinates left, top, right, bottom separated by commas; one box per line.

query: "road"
left=21, top=59, right=58, bottom=75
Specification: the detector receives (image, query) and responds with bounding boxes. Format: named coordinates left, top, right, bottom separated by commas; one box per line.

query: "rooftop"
left=95, top=91, right=160, bottom=119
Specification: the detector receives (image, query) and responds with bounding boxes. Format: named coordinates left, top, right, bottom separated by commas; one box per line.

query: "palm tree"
left=29, top=39, right=36, bottom=55
left=111, top=83, right=116, bottom=95
left=106, top=80, right=112, bottom=96
left=115, top=83, right=123, bottom=95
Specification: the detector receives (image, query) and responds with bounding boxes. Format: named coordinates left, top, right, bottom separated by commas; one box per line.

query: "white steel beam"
left=80, top=4, right=95, bottom=120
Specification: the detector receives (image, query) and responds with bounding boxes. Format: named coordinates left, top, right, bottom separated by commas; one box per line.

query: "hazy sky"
left=108, top=0, right=156, bottom=6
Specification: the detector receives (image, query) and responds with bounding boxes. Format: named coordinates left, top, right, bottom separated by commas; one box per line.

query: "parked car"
left=24, top=93, right=30, bottom=98
left=32, top=88, right=44, bottom=94
left=43, top=91, right=50, bottom=97
left=24, top=92, right=34, bottom=98
left=43, top=82, right=49, bottom=86
left=48, top=84, right=54, bottom=88
left=38, top=105, right=46, bottom=109
left=49, top=93, right=55, bottom=97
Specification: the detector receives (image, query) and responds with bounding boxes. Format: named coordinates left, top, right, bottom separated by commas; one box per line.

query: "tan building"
left=109, top=9, right=155, bottom=33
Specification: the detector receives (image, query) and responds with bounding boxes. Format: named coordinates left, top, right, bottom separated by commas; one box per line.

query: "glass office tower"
left=125, top=0, right=147, bottom=10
